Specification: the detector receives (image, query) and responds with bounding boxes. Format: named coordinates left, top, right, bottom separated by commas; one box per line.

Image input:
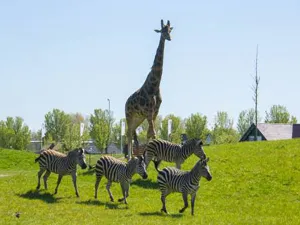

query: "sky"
left=0, top=0, right=299, bottom=131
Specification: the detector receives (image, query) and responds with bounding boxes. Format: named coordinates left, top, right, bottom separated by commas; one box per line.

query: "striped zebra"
left=35, top=148, right=87, bottom=197
left=94, top=155, right=148, bottom=204
left=157, top=157, right=212, bottom=215
left=144, top=138, right=206, bottom=170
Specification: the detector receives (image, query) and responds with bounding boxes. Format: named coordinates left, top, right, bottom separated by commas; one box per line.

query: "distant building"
left=205, top=133, right=213, bottom=145
left=106, top=143, right=122, bottom=154
left=240, top=123, right=300, bottom=142
left=27, top=140, right=42, bottom=152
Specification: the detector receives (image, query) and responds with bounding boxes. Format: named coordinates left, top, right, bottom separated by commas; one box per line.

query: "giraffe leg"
left=126, top=127, right=133, bottom=159
left=147, top=115, right=156, bottom=142
left=126, top=117, right=143, bottom=158
left=133, top=130, right=139, bottom=150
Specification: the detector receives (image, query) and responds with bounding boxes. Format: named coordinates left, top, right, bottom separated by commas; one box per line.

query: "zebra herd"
left=34, top=138, right=212, bottom=215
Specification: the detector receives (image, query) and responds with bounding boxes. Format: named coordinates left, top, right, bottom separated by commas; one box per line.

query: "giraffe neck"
left=151, top=35, right=165, bottom=71
left=142, top=35, right=166, bottom=92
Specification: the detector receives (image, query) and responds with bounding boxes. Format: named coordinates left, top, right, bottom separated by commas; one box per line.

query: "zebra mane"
left=182, top=138, right=200, bottom=147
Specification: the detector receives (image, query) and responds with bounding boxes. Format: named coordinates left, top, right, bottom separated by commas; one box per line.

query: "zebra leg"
left=160, top=192, right=168, bottom=214
left=191, top=193, right=196, bottom=216
left=106, top=180, right=114, bottom=202
left=118, top=182, right=129, bottom=204
left=179, top=192, right=189, bottom=213
left=36, top=168, right=45, bottom=190
left=71, top=173, right=79, bottom=197
left=54, top=174, right=63, bottom=195
left=94, top=175, right=102, bottom=199
left=43, top=170, right=51, bottom=190
left=160, top=189, right=171, bottom=214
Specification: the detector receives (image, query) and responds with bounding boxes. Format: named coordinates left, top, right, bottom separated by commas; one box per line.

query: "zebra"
left=143, top=138, right=206, bottom=170
left=94, top=155, right=148, bottom=204
left=157, top=157, right=212, bottom=215
left=35, top=147, right=87, bottom=197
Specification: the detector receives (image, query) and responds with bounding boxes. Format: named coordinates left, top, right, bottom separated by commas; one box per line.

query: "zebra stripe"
left=144, top=138, right=206, bottom=170
left=157, top=157, right=212, bottom=215
left=94, top=155, right=148, bottom=204
left=35, top=148, right=87, bottom=197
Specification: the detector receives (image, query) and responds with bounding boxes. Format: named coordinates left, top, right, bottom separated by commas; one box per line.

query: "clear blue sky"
left=0, top=0, right=299, bottom=131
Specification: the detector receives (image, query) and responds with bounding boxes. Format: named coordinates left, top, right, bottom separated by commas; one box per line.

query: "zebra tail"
left=35, top=156, right=41, bottom=163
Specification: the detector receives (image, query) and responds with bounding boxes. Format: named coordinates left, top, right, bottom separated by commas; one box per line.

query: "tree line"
left=0, top=104, right=297, bottom=151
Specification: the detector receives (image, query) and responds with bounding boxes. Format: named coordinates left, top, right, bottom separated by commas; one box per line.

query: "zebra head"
left=192, top=139, right=207, bottom=160
left=198, top=157, right=212, bottom=181
left=135, top=156, right=148, bottom=179
left=75, top=148, right=87, bottom=170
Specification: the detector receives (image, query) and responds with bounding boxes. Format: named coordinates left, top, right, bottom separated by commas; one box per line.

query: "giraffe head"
left=154, top=19, right=173, bottom=41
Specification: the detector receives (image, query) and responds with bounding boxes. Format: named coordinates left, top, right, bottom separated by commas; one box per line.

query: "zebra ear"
left=196, top=139, right=203, bottom=146
left=206, top=157, right=210, bottom=163
left=78, top=148, right=84, bottom=155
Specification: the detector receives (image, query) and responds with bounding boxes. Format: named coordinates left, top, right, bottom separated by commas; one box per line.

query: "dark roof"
left=240, top=123, right=300, bottom=141
left=292, top=124, right=300, bottom=138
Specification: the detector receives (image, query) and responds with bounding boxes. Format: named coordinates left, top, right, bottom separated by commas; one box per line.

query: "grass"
left=0, top=139, right=300, bottom=225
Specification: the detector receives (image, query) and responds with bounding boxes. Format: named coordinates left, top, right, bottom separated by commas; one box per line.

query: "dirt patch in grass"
left=0, top=174, right=9, bottom=177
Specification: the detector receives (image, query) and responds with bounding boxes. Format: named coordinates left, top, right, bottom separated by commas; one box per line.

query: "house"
left=239, top=123, right=300, bottom=142
left=205, top=133, right=213, bottom=145
left=106, top=143, right=122, bottom=154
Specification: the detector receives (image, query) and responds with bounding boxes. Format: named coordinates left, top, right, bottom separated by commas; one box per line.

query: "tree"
left=212, top=111, right=239, bottom=144
left=185, top=113, right=209, bottom=141
left=237, top=108, right=261, bottom=135
left=0, top=117, right=31, bottom=150
left=63, top=113, right=90, bottom=151
left=31, top=129, right=42, bottom=141
left=252, top=45, right=260, bottom=140
left=160, top=114, right=184, bottom=144
left=89, top=109, right=110, bottom=153
left=44, top=109, right=71, bottom=143
left=265, top=105, right=297, bottom=124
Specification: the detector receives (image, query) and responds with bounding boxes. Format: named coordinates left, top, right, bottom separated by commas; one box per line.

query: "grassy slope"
left=0, top=139, right=299, bottom=225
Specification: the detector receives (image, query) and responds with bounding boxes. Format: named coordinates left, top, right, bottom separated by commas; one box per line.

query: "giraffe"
left=125, top=19, right=173, bottom=158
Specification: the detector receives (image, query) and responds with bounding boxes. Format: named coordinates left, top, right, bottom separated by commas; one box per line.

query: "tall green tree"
left=265, top=105, right=297, bottom=124
left=160, top=114, right=184, bottom=144
left=0, top=117, right=31, bottom=150
left=89, top=109, right=110, bottom=153
left=44, top=109, right=71, bottom=143
left=212, top=111, right=239, bottom=144
left=237, top=108, right=261, bottom=136
left=185, top=113, right=208, bottom=141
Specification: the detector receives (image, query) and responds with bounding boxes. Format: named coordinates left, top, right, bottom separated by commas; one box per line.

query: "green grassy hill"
left=0, top=139, right=299, bottom=225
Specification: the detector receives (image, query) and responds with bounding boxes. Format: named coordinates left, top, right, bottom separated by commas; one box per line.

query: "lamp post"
left=107, top=98, right=111, bottom=152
